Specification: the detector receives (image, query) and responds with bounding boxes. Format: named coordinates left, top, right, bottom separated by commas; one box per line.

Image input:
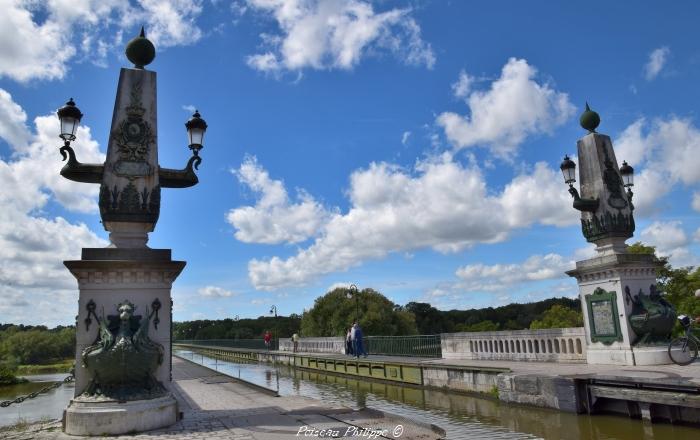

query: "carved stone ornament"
left=112, top=82, right=154, bottom=178
left=81, top=300, right=165, bottom=401
left=581, top=210, right=635, bottom=243
left=99, top=183, right=160, bottom=223
left=602, top=149, right=628, bottom=210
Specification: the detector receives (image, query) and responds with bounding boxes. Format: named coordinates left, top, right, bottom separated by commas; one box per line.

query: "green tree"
left=628, top=241, right=700, bottom=320
left=529, top=305, right=583, bottom=329
left=455, top=320, right=499, bottom=332
left=405, top=302, right=451, bottom=334
left=300, top=288, right=418, bottom=336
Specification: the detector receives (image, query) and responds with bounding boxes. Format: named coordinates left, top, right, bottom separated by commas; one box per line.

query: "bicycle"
left=668, top=315, right=699, bottom=365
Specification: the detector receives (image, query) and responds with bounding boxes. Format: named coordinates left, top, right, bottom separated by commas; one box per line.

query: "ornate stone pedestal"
left=63, top=248, right=185, bottom=435
left=64, top=395, right=177, bottom=436
left=567, top=251, right=672, bottom=366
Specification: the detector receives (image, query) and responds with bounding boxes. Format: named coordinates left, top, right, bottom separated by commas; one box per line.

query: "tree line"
left=0, top=324, right=75, bottom=384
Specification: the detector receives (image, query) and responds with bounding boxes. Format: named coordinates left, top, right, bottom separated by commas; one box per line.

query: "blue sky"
left=2, top=0, right=700, bottom=326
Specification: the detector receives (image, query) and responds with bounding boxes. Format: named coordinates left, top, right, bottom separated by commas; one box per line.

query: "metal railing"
left=174, top=339, right=278, bottom=350
left=364, top=335, right=442, bottom=358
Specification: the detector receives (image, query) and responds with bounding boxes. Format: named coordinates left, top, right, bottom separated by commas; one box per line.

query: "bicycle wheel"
left=668, top=337, right=699, bottom=365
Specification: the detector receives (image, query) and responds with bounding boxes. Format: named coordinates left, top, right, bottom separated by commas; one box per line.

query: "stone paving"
left=0, top=358, right=443, bottom=440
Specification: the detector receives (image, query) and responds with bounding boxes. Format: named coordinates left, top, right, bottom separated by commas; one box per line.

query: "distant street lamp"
left=270, top=305, right=278, bottom=350
left=345, top=284, right=359, bottom=323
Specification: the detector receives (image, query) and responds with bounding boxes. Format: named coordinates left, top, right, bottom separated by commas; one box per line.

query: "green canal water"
left=177, top=349, right=700, bottom=440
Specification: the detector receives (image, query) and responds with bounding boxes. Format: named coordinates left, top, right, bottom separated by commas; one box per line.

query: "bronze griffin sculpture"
left=81, top=300, right=165, bottom=401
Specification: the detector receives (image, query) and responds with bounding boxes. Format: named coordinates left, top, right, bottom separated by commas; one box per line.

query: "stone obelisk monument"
left=564, top=105, right=675, bottom=366
left=57, top=29, right=207, bottom=435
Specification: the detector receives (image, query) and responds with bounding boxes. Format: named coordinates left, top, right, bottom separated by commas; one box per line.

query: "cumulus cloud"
left=0, top=0, right=204, bottom=82
left=244, top=0, right=434, bottom=74
left=198, top=285, right=236, bottom=297
left=455, top=253, right=574, bottom=292
left=640, top=221, right=696, bottom=267
left=644, top=46, right=670, bottom=81
left=226, top=156, right=331, bottom=244
left=613, top=116, right=700, bottom=215
left=0, top=89, right=107, bottom=325
left=437, top=58, right=575, bottom=159
left=240, top=154, right=576, bottom=290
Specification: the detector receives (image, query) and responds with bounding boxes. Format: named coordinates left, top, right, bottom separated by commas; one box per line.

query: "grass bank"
left=17, top=359, right=73, bottom=375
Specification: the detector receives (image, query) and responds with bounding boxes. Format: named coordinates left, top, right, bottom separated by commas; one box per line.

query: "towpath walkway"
left=1, top=357, right=443, bottom=440
left=183, top=347, right=700, bottom=386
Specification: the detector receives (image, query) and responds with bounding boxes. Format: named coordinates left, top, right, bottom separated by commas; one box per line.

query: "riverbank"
left=176, top=344, right=700, bottom=427
left=17, top=360, right=72, bottom=376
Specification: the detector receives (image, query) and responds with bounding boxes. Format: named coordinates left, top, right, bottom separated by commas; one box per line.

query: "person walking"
left=263, top=330, right=272, bottom=350
left=292, top=332, right=300, bottom=353
left=353, top=323, right=367, bottom=358
left=345, top=327, right=354, bottom=356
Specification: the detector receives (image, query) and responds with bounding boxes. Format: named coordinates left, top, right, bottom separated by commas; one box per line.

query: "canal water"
left=2, top=353, right=699, bottom=439
left=0, top=373, right=74, bottom=427
left=176, top=349, right=700, bottom=440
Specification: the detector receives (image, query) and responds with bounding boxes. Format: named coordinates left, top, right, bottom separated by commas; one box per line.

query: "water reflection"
left=177, top=349, right=700, bottom=440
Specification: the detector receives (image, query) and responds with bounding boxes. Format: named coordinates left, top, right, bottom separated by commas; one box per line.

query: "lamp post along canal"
left=346, top=284, right=359, bottom=323
left=562, top=104, right=675, bottom=366
left=60, top=28, right=209, bottom=435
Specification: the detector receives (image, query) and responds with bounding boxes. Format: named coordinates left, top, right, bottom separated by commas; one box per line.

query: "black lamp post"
left=57, top=98, right=83, bottom=143
left=185, top=110, right=208, bottom=164
left=345, top=284, right=359, bottom=323
left=269, top=305, right=278, bottom=350
left=559, top=154, right=599, bottom=213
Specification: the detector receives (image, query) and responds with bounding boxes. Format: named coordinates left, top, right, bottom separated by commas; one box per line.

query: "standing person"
left=353, top=323, right=367, bottom=358
left=292, top=332, right=300, bottom=353
left=263, top=330, right=272, bottom=350
left=346, top=327, right=354, bottom=356
left=350, top=322, right=357, bottom=356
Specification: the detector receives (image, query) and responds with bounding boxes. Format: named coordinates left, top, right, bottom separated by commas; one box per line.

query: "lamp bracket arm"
left=158, top=153, right=201, bottom=189
left=568, top=185, right=599, bottom=212
left=59, top=144, right=104, bottom=184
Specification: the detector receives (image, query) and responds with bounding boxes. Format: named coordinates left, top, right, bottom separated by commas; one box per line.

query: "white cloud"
left=640, top=221, right=696, bottom=267
left=326, top=282, right=352, bottom=292
left=452, top=70, right=474, bottom=100
left=455, top=253, right=574, bottom=292
left=613, top=116, right=700, bottom=214
left=0, top=89, right=107, bottom=325
left=692, top=192, right=700, bottom=212
left=0, top=89, right=31, bottom=148
left=137, top=0, right=203, bottom=48
left=244, top=0, right=434, bottom=74
left=644, top=46, right=670, bottom=81
left=226, top=156, right=331, bottom=244
left=243, top=154, right=576, bottom=290
left=198, top=285, right=236, bottom=297
left=401, top=131, right=411, bottom=145
left=437, top=58, right=575, bottom=159
left=0, top=0, right=204, bottom=82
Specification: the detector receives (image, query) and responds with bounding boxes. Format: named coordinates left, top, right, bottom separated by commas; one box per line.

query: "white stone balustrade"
left=441, top=328, right=587, bottom=363
left=279, top=337, right=345, bottom=353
